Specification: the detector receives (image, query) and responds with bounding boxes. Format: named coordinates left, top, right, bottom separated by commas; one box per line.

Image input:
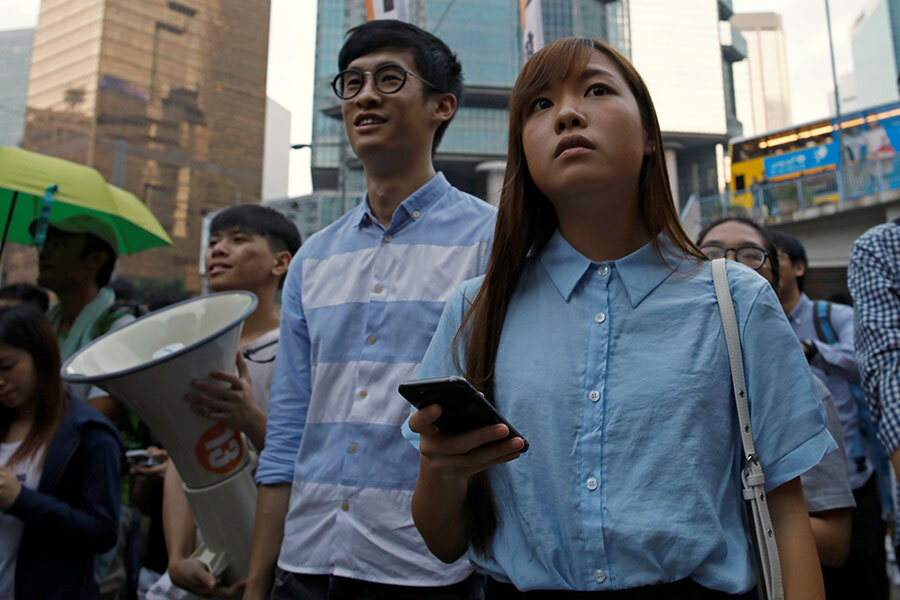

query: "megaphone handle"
left=190, top=544, right=229, bottom=580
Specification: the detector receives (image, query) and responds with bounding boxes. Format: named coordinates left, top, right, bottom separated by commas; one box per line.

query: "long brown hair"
left=0, top=304, right=68, bottom=467
left=455, top=38, right=706, bottom=554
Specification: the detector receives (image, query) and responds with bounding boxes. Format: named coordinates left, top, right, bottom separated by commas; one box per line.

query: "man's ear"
left=431, top=92, right=457, bottom=126
left=271, top=250, right=292, bottom=280
left=83, top=248, right=111, bottom=273
left=794, top=261, right=806, bottom=279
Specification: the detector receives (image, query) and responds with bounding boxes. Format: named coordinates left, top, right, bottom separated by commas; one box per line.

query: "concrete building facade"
left=13, top=0, right=271, bottom=292
left=262, top=97, right=291, bottom=201
left=731, top=12, right=792, bottom=138
left=851, top=0, right=900, bottom=109
left=0, top=28, right=35, bottom=148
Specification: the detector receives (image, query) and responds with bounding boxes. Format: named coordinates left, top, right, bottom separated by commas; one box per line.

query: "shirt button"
left=586, top=477, right=598, bottom=491
left=594, top=569, right=606, bottom=583
left=367, top=335, right=376, bottom=345
left=359, top=390, right=368, bottom=399
left=374, top=284, right=384, bottom=294
left=341, top=501, right=350, bottom=511
left=594, top=312, right=606, bottom=324
left=597, top=265, right=609, bottom=276
left=348, top=443, right=358, bottom=454
left=383, top=235, right=392, bottom=242
left=412, top=210, right=421, bottom=218
left=589, top=390, right=600, bottom=402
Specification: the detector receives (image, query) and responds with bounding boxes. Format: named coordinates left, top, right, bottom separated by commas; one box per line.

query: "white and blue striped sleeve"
left=256, top=256, right=312, bottom=484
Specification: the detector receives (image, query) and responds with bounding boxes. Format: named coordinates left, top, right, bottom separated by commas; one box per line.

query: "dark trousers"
left=822, top=474, right=888, bottom=599
left=485, top=578, right=743, bottom=599
left=269, top=569, right=484, bottom=600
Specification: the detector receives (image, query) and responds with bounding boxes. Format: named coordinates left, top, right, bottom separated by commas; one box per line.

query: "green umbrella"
left=0, top=146, right=172, bottom=259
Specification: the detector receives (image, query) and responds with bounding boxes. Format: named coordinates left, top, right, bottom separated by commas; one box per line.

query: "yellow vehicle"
left=729, top=101, right=900, bottom=209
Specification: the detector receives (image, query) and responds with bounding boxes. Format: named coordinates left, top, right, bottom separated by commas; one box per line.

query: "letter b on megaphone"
left=63, top=291, right=260, bottom=582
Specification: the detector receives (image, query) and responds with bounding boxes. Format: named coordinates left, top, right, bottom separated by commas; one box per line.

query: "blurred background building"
left=850, top=0, right=900, bottom=108
left=263, top=96, right=291, bottom=201
left=0, top=28, right=35, bottom=147
left=281, top=0, right=746, bottom=227
left=8, top=0, right=272, bottom=292
left=731, top=12, right=792, bottom=137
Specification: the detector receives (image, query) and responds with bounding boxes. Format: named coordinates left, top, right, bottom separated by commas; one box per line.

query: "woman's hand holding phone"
left=409, top=402, right=525, bottom=485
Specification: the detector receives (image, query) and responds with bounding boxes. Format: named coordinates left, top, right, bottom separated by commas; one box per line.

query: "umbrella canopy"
left=0, top=146, right=172, bottom=255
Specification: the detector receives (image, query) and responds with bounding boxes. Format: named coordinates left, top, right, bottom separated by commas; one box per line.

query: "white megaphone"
left=62, top=291, right=259, bottom=583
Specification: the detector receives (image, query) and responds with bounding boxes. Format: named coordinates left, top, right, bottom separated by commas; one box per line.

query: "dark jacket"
left=7, top=396, right=123, bottom=600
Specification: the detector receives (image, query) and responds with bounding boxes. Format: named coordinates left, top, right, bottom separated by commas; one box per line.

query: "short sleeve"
left=401, top=280, right=476, bottom=447
left=738, top=277, right=837, bottom=492
left=800, top=377, right=856, bottom=512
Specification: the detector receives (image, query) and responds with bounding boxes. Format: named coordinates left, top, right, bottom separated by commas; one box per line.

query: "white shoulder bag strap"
left=711, top=258, right=784, bottom=600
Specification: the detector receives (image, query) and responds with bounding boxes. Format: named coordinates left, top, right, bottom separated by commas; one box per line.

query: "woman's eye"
left=587, top=83, right=609, bottom=97
left=531, top=97, right=552, bottom=112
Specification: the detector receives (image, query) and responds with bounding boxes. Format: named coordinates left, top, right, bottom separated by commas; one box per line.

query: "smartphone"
left=126, top=449, right=162, bottom=468
left=398, top=376, right=529, bottom=452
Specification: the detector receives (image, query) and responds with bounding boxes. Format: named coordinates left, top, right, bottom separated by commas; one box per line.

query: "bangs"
left=511, top=37, right=596, bottom=120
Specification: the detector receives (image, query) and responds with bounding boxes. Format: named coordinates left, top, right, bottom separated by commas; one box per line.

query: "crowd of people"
left=4, top=18, right=900, bottom=600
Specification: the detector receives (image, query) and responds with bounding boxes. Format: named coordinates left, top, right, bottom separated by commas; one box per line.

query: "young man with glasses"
left=246, top=20, right=495, bottom=600
left=771, top=229, right=888, bottom=599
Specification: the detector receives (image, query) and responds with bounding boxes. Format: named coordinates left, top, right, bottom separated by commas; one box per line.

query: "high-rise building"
left=851, top=0, right=900, bottom=109
left=731, top=12, right=792, bottom=137
left=262, top=97, right=291, bottom=201
left=13, top=0, right=271, bottom=292
left=0, top=28, right=35, bottom=148
left=309, top=0, right=744, bottom=213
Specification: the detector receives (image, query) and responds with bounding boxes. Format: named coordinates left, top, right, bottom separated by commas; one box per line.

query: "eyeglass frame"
left=331, top=62, right=441, bottom=100
left=698, top=242, right=770, bottom=271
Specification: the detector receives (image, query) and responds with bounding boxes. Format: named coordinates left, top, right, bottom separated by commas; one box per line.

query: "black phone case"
left=398, top=376, right=529, bottom=452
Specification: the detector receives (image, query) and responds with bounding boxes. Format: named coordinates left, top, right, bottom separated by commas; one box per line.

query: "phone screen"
left=399, top=377, right=529, bottom=452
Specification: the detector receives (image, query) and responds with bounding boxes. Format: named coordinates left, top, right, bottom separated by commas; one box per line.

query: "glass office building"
left=309, top=0, right=742, bottom=215
left=0, top=28, right=35, bottom=148
left=14, top=0, right=271, bottom=291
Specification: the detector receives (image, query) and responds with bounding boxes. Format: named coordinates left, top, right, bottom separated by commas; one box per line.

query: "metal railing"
left=691, top=154, right=900, bottom=227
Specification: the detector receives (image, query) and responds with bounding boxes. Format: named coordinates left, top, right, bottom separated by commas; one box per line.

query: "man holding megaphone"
left=146, top=204, right=300, bottom=600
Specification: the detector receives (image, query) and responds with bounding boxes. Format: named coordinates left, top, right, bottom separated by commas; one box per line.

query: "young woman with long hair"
left=0, top=304, right=122, bottom=599
left=406, top=38, right=833, bottom=598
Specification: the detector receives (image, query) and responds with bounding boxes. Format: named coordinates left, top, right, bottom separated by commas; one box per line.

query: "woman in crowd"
left=406, top=38, right=833, bottom=598
left=0, top=304, right=122, bottom=599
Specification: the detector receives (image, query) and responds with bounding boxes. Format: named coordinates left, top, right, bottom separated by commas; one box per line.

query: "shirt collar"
left=539, top=229, right=686, bottom=306
left=355, top=172, right=450, bottom=229
left=789, top=292, right=813, bottom=322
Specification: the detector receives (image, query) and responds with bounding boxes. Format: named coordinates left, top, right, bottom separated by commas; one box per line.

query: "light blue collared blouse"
left=406, top=230, right=835, bottom=593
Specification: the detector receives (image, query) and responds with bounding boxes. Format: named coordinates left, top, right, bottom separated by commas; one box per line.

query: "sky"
left=732, top=0, right=870, bottom=123
left=0, top=0, right=879, bottom=196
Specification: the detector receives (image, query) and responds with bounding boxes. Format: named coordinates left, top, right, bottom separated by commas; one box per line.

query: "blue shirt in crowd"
left=406, top=230, right=834, bottom=593
left=256, top=173, right=496, bottom=586
left=787, top=293, right=872, bottom=489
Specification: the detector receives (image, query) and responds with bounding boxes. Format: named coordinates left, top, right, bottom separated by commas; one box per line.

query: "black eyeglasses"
left=699, top=243, right=769, bottom=271
left=331, top=63, right=439, bottom=100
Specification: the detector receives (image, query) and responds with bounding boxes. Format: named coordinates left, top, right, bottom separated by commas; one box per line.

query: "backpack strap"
left=812, top=300, right=836, bottom=344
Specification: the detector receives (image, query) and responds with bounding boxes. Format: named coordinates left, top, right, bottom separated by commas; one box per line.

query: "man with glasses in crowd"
left=771, top=230, right=887, bottom=599
left=245, top=20, right=495, bottom=600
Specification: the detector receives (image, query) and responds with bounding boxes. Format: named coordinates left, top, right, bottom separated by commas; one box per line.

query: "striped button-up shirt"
left=849, top=220, right=900, bottom=456
left=256, top=173, right=495, bottom=586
